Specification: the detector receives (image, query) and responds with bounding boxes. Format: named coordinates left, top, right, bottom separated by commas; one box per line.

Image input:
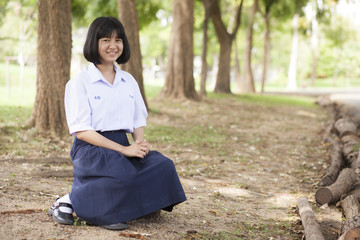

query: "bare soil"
left=0, top=95, right=342, bottom=240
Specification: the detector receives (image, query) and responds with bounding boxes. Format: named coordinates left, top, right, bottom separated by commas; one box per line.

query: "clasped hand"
left=124, top=140, right=150, bottom=158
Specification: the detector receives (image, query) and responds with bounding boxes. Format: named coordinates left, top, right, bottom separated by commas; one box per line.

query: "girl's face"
left=98, top=32, right=123, bottom=65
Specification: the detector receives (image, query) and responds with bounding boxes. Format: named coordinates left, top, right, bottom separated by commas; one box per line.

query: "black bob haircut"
left=83, top=16, right=130, bottom=65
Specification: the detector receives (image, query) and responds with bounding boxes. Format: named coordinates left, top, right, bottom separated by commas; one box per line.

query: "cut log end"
left=343, top=227, right=360, bottom=240
left=315, top=187, right=333, bottom=205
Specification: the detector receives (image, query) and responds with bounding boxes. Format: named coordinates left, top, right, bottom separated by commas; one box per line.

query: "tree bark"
left=260, top=12, right=271, bottom=93
left=29, top=0, right=71, bottom=136
left=316, top=168, right=357, bottom=205
left=297, top=196, right=325, bottom=240
left=319, top=136, right=344, bottom=187
left=339, top=195, right=360, bottom=240
left=161, top=0, right=199, bottom=100
left=233, top=37, right=241, bottom=93
left=342, top=135, right=360, bottom=166
left=206, top=0, right=243, bottom=94
left=200, top=0, right=211, bottom=97
left=239, top=0, right=257, bottom=93
left=335, top=118, right=358, bottom=138
left=117, top=0, right=148, bottom=109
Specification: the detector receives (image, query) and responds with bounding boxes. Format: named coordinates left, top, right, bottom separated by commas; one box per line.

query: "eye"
left=116, top=39, right=123, bottom=43
left=101, top=38, right=110, bottom=42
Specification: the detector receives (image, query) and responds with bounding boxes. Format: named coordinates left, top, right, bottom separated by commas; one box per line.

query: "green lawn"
left=1, top=62, right=359, bottom=109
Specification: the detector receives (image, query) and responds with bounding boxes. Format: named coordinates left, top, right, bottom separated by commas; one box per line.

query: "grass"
left=0, top=105, right=32, bottom=122
left=208, top=92, right=317, bottom=108
left=145, top=124, right=226, bottom=149
left=0, top=63, right=36, bottom=107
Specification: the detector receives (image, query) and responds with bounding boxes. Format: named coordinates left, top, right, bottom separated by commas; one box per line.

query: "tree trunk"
left=200, top=0, right=211, bottom=97
left=297, top=196, right=325, bottom=240
left=310, top=6, right=318, bottom=86
left=239, top=0, right=257, bottom=93
left=214, top=36, right=232, bottom=93
left=233, top=37, right=241, bottom=93
left=29, top=0, right=71, bottom=136
left=161, top=0, right=199, bottom=100
left=117, top=0, right=148, bottom=109
left=207, top=0, right=243, bottom=94
left=261, top=12, right=271, bottom=93
left=287, top=13, right=299, bottom=91
left=316, top=168, right=357, bottom=205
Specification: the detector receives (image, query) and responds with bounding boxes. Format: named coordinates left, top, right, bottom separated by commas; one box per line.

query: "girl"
left=48, top=16, right=187, bottom=230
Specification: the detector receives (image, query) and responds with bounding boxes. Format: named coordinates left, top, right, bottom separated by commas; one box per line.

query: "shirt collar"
left=88, top=63, right=122, bottom=85
left=87, top=63, right=104, bottom=84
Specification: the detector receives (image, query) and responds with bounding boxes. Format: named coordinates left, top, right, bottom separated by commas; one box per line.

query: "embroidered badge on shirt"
left=121, top=78, right=126, bottom=82
left=129, top=95, right=134, bottom=99
left=94, top=96, right=101, bottom=100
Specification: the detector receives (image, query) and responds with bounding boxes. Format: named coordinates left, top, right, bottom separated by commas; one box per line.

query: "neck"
left=96, top=62, right=114, bottom=73
left=95, top=63, right=116, bottom=85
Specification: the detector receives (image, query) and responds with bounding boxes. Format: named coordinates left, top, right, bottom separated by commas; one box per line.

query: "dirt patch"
left=0, top=96, right=341, bottom=239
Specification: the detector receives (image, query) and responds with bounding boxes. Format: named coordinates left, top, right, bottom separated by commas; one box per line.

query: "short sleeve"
left=64, top=76, right=95, bottom=135
left=132, top=80, right=148, bottom=129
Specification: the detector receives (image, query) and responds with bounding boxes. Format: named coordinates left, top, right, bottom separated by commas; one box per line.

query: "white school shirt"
left=65, top=63, right=148, bottom=135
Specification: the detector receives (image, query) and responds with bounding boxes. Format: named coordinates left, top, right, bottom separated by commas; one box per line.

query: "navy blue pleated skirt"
left=69, top=130, right=187, bottom=226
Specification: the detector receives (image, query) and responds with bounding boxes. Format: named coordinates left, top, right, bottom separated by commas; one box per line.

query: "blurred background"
left=1, top=0, right=359, bottom=107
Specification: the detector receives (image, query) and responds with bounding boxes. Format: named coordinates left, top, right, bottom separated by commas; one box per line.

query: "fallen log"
left=297, top=196, right=325, bottom=240
left=346, top=183, right=360, bottom=199
left=316, top=168, right=357, bottom=205
left=335, top=118, right=358, bottom=138
left=319, top=136, right=344, bottom=187
left=341, top=135, right=360, bottom=167
left=339, top=195, right=360, bottom=240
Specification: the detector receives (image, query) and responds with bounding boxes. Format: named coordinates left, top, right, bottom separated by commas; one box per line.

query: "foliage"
left=270, top=0, right=310, bottom=19
left=0, top=0, right=10, bottom=26
left=0, top=0, right=37, bottom=58
left=322, top=15, right=357, bottom=47
left=71, top=0, right=162, bottom=30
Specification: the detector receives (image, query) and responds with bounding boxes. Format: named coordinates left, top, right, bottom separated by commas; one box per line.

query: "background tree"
left=323, top=14, right=356, bottom=87
left=161, top=0, right=198, bottom=100
left=258, top=0, right=279, bottom=93
left=239, top=0, right=258, bottom=93
left=207, top=0, right=243, bottom=93
left=118, top=0, right=148, bottom=109
left=29, top=0, right=71, bottom=135
left=199, top=0, right=212, bottom=97
left=285, top=0, right=310, bottom=90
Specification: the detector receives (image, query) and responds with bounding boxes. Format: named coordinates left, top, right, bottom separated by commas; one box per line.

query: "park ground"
left=0, top=93, right=342, bottom=239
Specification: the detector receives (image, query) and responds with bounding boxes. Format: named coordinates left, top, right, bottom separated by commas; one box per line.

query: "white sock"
left=58, top=194, right=73, bottom=214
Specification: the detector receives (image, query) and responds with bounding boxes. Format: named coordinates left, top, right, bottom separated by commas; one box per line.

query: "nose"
left=109, top=38, right=116, bottom=48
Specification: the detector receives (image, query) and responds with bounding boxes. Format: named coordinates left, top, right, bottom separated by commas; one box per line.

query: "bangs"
left=96, top=20, right=125, bottom=39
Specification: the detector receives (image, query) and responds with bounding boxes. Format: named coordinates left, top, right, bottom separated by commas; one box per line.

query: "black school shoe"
left=102, top=222, right=129, bottom=230
left=48, top=200, right=74, bottom=225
